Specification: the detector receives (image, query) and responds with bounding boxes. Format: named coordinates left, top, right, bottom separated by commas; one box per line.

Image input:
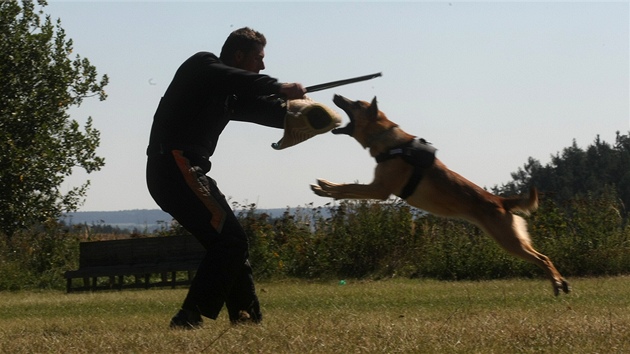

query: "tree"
left=498, top=131, right=630, bottom=217
left=0, top=0, right=108, bottom=240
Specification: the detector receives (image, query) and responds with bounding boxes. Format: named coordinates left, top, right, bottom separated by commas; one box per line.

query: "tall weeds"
left=239, top=191, right=630, bottom=281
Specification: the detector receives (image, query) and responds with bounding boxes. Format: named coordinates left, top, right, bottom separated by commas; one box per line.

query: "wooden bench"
left=64, top=235, right=205, bottom=293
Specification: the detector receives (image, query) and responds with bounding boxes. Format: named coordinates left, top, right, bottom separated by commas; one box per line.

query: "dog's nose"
left=332, top=94, right=347, bottom=106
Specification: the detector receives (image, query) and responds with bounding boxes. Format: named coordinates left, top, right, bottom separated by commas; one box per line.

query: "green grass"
left=1, top=277, right=629, bottom=353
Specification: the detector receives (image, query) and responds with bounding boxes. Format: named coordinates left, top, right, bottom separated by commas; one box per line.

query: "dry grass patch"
left=0, top=277, right=629, bottom=353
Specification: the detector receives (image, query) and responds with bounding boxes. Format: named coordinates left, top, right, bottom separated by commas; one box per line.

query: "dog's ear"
left=368, top=97, right=378, bottom=120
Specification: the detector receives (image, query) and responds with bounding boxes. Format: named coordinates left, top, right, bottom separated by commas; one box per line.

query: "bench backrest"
left=78, top=235, right=205, bottom=267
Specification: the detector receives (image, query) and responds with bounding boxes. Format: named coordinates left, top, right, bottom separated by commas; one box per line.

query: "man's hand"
left=279, top=83, right=306, bottom=100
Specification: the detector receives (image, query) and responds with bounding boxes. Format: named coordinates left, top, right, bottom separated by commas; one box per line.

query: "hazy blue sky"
left=45, top=1, right=629, bottom=211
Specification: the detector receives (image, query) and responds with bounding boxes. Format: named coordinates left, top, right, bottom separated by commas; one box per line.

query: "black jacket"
left=148, top=52, right=287, bottom=157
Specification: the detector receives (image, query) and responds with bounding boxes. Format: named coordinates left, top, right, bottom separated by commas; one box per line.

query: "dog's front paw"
left=311, top=179, right=336, bottom=198
left=310, top=183, right=329, bottom=197
left=316, top=179, right=337, bottom=190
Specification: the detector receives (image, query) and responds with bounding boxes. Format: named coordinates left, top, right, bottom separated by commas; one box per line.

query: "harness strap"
left=374, top=138, right=437, bottom=200
left=399, top=165, right=425, bottom=200
left=376, top=142, right=410, bottom=163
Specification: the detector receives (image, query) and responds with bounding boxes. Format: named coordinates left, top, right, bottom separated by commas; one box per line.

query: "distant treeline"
left=60, top=209, right=172, bottom=234
left=61, top=208, right=289, bottom=235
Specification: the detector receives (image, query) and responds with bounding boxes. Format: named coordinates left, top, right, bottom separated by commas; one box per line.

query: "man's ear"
left=368, top=97, right=378, bottom=119
left=233, top=50, right=244, bottom=64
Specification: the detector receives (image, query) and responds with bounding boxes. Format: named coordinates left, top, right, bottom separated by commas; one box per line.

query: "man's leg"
left=147, top=151, right=260, bottom=327
left=180, top=240, right=248, bottom=318
left=167, top=171, right=252, bottom=321
left=225, top=259, right=262, bottom=324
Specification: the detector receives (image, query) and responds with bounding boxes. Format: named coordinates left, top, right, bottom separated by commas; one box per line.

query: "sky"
left=43, top=0, right=629, bottom=212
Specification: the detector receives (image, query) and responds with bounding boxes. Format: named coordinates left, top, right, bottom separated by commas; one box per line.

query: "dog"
left=311, top=95, right=570, bottom=296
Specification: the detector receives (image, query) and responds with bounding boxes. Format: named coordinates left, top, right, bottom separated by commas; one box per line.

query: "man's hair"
left=219, top=27, right=266, bottom=64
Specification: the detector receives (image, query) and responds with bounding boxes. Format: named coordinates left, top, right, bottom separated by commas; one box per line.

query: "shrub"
left=0, top=220, right=79, bottom=290
left=239, top=192, right=630, bottom=281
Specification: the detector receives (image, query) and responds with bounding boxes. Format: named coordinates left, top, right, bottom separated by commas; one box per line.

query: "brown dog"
left=311, top=95, right=570, bottom=295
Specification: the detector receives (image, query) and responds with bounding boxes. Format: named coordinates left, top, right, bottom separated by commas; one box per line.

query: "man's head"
left=220, top=27, right=266, bottom=73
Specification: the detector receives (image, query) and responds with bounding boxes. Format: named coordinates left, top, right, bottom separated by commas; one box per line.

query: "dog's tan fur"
left=311, top=95, right=570, bottom=295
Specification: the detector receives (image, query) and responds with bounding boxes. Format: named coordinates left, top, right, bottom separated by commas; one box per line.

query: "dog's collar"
left=375, top=140, right=414, bottom=163
left=375, top=138, right=436, bottom=164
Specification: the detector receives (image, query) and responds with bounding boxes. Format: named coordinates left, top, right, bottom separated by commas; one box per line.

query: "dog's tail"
left=502, top=187, right=538, bottom=215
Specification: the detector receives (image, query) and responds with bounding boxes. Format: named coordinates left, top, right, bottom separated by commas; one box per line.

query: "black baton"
left=304, top=72, right=382, bottom=93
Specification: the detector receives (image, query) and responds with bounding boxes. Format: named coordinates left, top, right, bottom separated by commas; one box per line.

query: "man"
left=146, top=27, right=337, bottom=329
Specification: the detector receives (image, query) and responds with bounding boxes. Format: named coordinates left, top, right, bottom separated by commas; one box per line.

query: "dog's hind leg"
left=479, top=213, right=570, bottom=296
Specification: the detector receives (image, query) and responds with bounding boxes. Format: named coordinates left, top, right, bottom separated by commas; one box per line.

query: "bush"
left=239, top=192, right=630, bottom=281
left=0, top=220, right=79, bottom=290
left=529, top=189, right=630, bottom=276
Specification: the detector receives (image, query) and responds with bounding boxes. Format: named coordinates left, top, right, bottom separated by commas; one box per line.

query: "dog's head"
left=331, top=94, right=397, bottom=148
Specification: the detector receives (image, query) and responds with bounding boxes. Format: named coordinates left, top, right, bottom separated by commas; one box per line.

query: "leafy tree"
left=0, top=0, right=108, bottom=241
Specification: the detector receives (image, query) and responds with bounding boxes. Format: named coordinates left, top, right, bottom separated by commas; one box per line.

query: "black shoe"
left=230, top=310, right=262, bottom=325
left=169, top=309, right=203, bottom=329
left=229, top=300, right=262, bottom=325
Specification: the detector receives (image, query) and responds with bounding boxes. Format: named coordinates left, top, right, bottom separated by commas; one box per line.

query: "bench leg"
left=161, top=272, right=168, bottom=287
left=66, top=278, right=72, bottom=293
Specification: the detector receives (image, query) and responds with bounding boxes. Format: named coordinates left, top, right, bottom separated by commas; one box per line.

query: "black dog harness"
left=375, top=138, right=437, bottom=200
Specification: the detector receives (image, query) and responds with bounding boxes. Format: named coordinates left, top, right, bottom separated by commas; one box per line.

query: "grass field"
left=1, top=276, right=629, bottom=353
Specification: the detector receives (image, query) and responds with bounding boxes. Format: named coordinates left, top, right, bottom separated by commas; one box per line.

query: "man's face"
left=234, top=44, right=265, bottom=73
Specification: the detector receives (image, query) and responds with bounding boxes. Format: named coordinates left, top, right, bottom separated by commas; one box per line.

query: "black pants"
left=146, top=149, right=261, bottom=321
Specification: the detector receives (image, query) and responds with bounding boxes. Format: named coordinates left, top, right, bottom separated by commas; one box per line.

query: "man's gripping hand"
left=279, top=83, right=306, bottom=100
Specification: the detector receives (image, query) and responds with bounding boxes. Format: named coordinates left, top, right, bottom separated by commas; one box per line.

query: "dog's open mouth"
left=331, top=94, right=355, bottom=136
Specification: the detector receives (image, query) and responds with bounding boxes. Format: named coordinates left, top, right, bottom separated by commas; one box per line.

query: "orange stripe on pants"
left=171, top=150, right=226, bottom=233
